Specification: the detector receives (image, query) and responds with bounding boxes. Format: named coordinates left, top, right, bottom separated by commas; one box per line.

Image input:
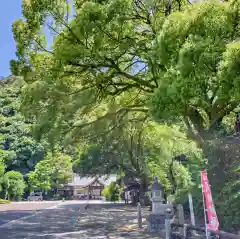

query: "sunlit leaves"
left=12, top=0, right=191, bottom=144
left=28, top=152, right=73, bottom=191
left=3, top=170, right=26, bottom=200
left=150, top=1, right=240, bottom=135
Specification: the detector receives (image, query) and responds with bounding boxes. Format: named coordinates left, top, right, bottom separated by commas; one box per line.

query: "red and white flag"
left=201, top=171, right=219, bottom=231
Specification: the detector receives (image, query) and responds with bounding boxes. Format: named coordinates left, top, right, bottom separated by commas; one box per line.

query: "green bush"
left=0, top=199, right=11, bottom=204
left=53, top=194, right=61, bottom=200
left=102, top=182, right=120, bottom=202
left=102, top=187, right=110, bottom=201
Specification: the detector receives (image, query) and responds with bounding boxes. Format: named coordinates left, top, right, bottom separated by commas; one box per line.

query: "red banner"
left=201, top=171, right=219, bottom=231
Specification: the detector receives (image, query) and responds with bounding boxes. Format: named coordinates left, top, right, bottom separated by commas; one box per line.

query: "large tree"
left=12, top=0, right=240, bottom=144
left=148, top=1, right=240, bottom=231
left=11, top=0, right=240, bottom=231
left=11, top=0, right=189, bottom=144
left=74, top=121, right=203, bottom=195
left=150, top=1, right=240, bottom=143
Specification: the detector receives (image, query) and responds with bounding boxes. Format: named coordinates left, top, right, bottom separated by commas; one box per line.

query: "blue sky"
left=0, top=1, right=22, bottom=77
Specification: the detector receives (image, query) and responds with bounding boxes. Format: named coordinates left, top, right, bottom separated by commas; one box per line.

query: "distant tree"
left=0, top=76, right=46, bottom=174
left=102, top=182, right=120, bottom=202
left=49, top=152, right=73, bottom=190
left=28, top=160, right=53, bottom=192
left=74, top=120, right=203, bottom=197
left=28, top=152, right=73, bottom=192
left=0, top=161, right=5, bottom=193
left=3, top=171, right=25, bottom=200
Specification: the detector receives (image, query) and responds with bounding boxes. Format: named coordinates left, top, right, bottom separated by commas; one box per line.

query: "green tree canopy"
left=3, top=170, right=25, bottom=200
left=10, top=0, right=240, bottom=231
left=12, top=0, right=240, bottom=146
left=147, top=1, right=240, bottom=231
left=102, top=181, right=120, bottom=202
left=74, top=120, right=204, bottom=195
left=11, top=0, right=190, bottom=145
left=28, top=152, right=73, bottom=191
left=150, top=1, right=240, bottom=142
left=0, top=76, right=46, bottom=174
left=28, top=159, right=54, bottom=191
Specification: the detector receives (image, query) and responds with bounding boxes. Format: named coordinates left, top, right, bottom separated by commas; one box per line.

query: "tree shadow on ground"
left=0, top=202, right=159, bottom=239
left=0, top=210, right=36, bottom=226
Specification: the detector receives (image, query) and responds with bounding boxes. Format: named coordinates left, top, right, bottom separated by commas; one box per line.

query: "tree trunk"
left=169, top=159, right=177, bottom=195
left=208, top=117, right=224, bottom=134
left=140, top=180, right=148, bottom=196
left=139, top=177, right=150, bottom=206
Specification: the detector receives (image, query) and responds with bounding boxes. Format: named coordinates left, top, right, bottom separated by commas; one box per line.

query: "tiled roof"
left=67, top=174, right=117, bottom=187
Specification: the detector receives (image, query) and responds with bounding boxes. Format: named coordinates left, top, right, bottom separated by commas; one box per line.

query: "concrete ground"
left=0, top=201, right=159, bottom=239
left=0, top=201, right=61, bottom=226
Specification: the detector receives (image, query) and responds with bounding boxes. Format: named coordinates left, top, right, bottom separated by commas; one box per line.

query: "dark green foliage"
left=0, top=76, right=46, bottom=174
left=74, top=121, right=204, bottom=199
left=204, top=137, right=240, bottom=232
left=0, top=161, right=5, bottom=192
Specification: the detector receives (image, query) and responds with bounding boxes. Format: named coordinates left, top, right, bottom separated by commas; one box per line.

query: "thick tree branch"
left=187, top=106, right=205, bottom=135
left=105, top=57, right=156, bottom=91
left=34, top=38, right=54, bottom=55
left=73, top=105, right=148, bottom=129
left=183, top=116, right=204, bottom=145
left=210, top=100, right=239, bottom=127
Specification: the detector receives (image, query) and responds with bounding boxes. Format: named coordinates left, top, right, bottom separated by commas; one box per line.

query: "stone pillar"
left=165, top=208, right=172, bottom=239
left=137, top=202, right=142, bottom=230
left=177, top=204, right=184, bottom=235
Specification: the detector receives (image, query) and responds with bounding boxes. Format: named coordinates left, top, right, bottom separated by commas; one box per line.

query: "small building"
left=59, top=174, right=117, bottom=199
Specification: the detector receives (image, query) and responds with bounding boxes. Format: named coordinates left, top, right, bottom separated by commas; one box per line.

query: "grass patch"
left=0, top=199, right=11, bottom=204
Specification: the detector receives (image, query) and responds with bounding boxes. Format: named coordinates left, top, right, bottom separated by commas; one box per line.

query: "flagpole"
left=201, top=171, right=209, bottom=239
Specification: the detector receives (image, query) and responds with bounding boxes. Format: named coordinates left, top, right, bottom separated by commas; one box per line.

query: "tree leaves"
left=3, top=171, right=25, bottom=200
left=150, top=1, right=240, bottom=140
left=28, top=152, right=73, bottom=191
left=13, top=0, right=191, bottom=143
left=0, top=77, right=46, bottom=174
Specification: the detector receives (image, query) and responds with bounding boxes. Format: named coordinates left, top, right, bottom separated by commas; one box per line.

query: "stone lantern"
left=151, top=176, right=165, bottom=214
left=147, top=176, right=173, bottom=234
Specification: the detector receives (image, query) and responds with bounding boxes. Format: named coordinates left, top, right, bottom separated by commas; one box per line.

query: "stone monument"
left=147, top=176, right=173, bottom=235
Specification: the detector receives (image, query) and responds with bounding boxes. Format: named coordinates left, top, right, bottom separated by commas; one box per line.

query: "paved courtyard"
left=0, top=201, right=61, bottom=226
left=0, top=201, right=159, bottom=239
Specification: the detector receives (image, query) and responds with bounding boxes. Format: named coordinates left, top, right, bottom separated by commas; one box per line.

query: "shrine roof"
left=67, top=174, right=117, bottom=187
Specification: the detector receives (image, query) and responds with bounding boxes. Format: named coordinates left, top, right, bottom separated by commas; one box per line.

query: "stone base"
left=152, top=203, right=174, bottom=215
left=147, top=214, right=165, bottom=234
